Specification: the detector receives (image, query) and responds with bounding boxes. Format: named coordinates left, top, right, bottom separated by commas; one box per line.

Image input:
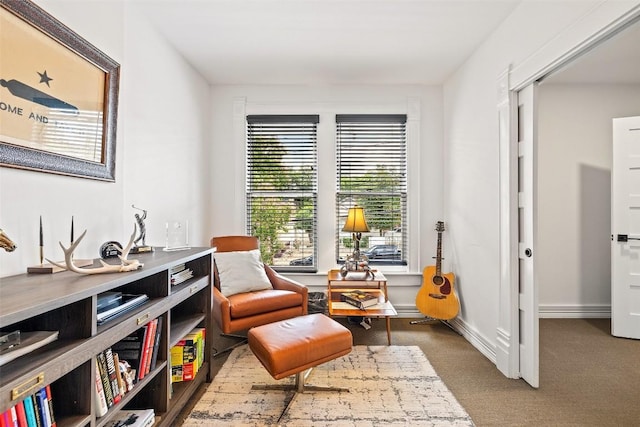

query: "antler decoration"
left=0, top=228, right=17, bottom=252
left=48, top=225, right=143, bottom=274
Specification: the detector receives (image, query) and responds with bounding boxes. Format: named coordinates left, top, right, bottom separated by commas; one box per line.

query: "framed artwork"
left=0, top=0, right=120, bottom=181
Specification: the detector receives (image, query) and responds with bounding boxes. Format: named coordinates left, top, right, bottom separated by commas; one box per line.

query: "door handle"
left=617, top=234, right=640, bottom=242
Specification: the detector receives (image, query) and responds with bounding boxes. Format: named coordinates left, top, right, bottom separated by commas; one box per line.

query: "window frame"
left=245, top=114, right=319, bottom=273
left=335, top=114, right=408, bottom=268
left=238, top=99, right=420, bottom=274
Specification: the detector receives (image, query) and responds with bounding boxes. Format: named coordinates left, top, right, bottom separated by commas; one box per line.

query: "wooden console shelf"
left=0, top=247, right=214, bottom=427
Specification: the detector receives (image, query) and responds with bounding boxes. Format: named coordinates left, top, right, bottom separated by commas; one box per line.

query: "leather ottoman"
left=248, top=313, right=353, bottom=383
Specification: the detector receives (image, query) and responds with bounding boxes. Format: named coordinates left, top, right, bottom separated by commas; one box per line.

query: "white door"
left=517, top=83, right=539, bottom=388
left=612, top=116, right=640, bottom=339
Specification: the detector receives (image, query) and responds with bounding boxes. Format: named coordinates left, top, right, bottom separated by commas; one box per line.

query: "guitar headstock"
left=435, top=221, right=445, bottom=232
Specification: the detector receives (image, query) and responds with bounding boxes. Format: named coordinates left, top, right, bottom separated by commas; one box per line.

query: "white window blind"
left=336, top=114, right=407, bottom=266
left=246, top=115, right=318, bottom=271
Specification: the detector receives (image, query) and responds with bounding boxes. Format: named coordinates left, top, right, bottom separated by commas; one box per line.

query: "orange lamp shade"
left=342, top=206, right=370, bottom=233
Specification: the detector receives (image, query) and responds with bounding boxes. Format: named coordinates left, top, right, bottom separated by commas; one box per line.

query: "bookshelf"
left=0, top=247, right=214, bottom=427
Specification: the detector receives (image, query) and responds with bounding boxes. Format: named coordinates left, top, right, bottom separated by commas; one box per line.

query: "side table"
left=327, top=269, right=397, bottom=344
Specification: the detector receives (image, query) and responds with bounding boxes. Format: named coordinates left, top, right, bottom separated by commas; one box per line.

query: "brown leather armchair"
left=211, top=236, right=308, bottom=355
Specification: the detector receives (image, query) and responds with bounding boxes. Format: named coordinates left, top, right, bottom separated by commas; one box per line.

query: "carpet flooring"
left=176, top=318, right=639, bottom=426
left=182, top=345, right=474, bottom=426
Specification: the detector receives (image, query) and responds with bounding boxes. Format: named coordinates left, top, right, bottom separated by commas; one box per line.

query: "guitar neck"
left=435, top=231, right=442, bottom=276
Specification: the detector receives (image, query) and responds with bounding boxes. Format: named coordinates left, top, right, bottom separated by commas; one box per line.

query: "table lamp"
left=341, top=205, right=372, bottom=277
left=343, top=205, right=369, bottom=258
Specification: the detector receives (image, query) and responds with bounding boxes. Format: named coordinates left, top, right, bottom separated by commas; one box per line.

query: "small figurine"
left=131, top=205, right=154, bottom=253
left=132, top=205, right=147, bottom=247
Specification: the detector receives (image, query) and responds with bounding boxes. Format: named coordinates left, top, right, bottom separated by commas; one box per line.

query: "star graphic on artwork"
left=38, top=70, right=53, bottom=87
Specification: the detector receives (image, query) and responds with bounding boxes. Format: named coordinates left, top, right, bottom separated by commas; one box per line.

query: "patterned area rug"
left=183, top=345, right=474, bottom=426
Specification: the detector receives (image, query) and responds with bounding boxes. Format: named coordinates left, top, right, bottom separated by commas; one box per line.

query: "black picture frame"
left=0, top=0, right=120, bottom=181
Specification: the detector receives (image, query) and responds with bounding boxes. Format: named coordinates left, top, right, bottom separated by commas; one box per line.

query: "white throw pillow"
left=215, top=249, right=273, bottom=296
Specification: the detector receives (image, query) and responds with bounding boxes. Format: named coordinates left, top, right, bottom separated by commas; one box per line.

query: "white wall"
left=208, top=85, right=442, bottom=310
left=443, top=0, right=640, bottom=360
left=121, top=3, right=211, bottom=249
left=537, top=84, right=640, bottom=317
left=0, top=1, right=211, bottom=276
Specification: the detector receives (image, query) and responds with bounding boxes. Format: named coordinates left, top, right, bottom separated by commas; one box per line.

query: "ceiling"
left=139, top=0, right=522, bottom=85
left=138, top=0, right=640, bottom=86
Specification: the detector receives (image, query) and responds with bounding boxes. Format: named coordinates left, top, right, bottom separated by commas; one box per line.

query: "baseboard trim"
left=449, top=317, right=497, bottom=365
left=402, top=308, right=497, bottom=365
left=539, top=304, right=611, bottom=318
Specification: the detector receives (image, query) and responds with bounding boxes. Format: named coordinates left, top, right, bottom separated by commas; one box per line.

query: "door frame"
left=496, top=3, right=640, bottom=380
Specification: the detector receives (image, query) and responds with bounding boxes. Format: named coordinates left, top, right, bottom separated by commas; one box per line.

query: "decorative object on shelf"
left=28, top=215, right=92, bottom=273
left=131, top=205, right=154, bottom=254
left=340, top=205, right=373, bottom=278
left=47, top=224, right=144, bottom=274
left=164, top=220, right=190, bottom=251
left=100, top=241, right=123, bottom=259
left=0, top=330, right=20, bottom=352
left=0, top=330, right=59, bottom=366
left=0, top=227, right=16, bottom=252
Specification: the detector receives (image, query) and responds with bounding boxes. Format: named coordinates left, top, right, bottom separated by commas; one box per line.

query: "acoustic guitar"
left=415, top=221, right=460, bottom=320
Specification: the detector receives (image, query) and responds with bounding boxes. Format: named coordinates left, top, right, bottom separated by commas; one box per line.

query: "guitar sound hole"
left=433, top=275, right=444, bottom=286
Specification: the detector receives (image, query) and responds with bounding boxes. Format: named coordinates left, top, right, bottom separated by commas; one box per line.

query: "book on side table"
left=340, top=290, right=379, bottom=310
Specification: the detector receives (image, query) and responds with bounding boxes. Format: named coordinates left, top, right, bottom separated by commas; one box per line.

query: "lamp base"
left=340, top=254, right=373, bottom=278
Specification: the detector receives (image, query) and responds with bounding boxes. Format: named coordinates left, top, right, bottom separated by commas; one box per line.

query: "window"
left=246, top=115, right=318, bottom=272
left=336, top=114, right=407, bottom=266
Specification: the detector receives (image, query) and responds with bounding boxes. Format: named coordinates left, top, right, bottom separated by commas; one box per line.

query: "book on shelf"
left=112, top=353, right=126, bottom=397
left=45, top=385, right=56, bottom=427
left=0, top=330, right=59, bottom=366
left=149, top=316, right=163, bottom=372
left=112, top=327, right=146, bottom=383
left=97, top=291, right=123, bottom=312
left=22, top=395, right=37, bottom=427
left=103, top=408, right=155, bottom=427
left=96, top=351, right=115, bottom=407
left=104, top=348, right=123, bottom=403
left=14, top=400, right=27, bottom=427
left=139, top=319, right=157, bottom=380
left=1, top=406, right=17, bottom=427
left=340, top=290, right=379, bottom=310
left=1, top=369, right=58, bottom=424
left=29, top=391, right=42, bottom=427
left=97, top=294, right=149, bottom=325
left=111, top=318, right=161, bottom=383
left=170, top=263, right=186, bottom=274
left=34, top=387, right=53, bottom=427
left=95, top=359, right=109, bottom=417
left=171, top=327, right=205, bottom=383
left=171, top=267, right=193, bottom=286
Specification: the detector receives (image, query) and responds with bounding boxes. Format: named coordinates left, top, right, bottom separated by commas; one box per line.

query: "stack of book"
left=97, top=292, right=149, bottom=325
left=103, top=408, right=155, bottom=427
left=170, top=327, right=205, bottom=383
left=340, top=290, right=379, bottom=310
left=170, top=264, right=193, bottom=286
left=0, top=385, right=56, bottom=427
left=96, top=318, right=162, bottom=417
